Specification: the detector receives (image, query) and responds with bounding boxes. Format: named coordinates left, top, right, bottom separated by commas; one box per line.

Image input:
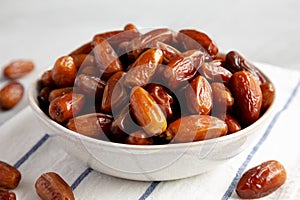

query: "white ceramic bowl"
left=28, top=64, right=276, bottom=181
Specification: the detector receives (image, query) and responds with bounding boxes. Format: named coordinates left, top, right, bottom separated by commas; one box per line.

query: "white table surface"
left=1, top=0, right=300, bottom=199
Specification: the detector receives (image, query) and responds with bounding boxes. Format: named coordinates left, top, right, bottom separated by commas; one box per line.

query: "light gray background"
left=0, top=0, right=299, bottom=123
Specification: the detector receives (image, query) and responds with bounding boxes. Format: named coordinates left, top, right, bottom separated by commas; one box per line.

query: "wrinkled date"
left=0, top=81, right=24, bottom=110
left=225, top=51, right=267, bottom=85
left=35, top=172, right=75, bottom=200
left=163, top=50, right=205, bottom=89
left=123, top=48, right=163, bottom=88
left=185, top=75, right=213, bottom=115
left=0, top=189, right=16, bottom=200
left=179, top=29, right=219, bottom=58
left=92, top=36, right=123, bottom=79
left=67, top=113, right=113, bottom=140
left=236, top=160, right=286, bottom=199
left=38, top=24, right=275, bottom=145
left=0, top=161, right=21, bottom=189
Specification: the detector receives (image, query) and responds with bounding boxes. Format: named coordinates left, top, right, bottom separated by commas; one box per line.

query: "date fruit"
left=52, top=56, right=78, bottom=87
left=166, top=115, right=227, bottom=143
left=67, top=113, right=113, bottom=140
left=179, top=29, right=219, bottom=58
left=101, top=71, right=127, bottom=114
left=199, top=61, right=232, bottom=85
left=216, top=113, right=241, bottom=134
left=0, top=161, right=21, bottom=189
left=0, top=189, right=16, bottom=200
left=123, top=48, right=163, bottom=88
left=185, top=75, right=213, bottom=115
left=48, top=87, right=74, bottom=102
left=49, top=93, right=85, bottom=123
left=211, top=82, right=234, bottom=112
left=260, top=82, right=275, bottom=114
left=130, top=86, right=167, bottom=136
left=92, top=36, right=123, bottom=79
left=125, top=130, right=154, bottom=145
left=3, top=60, right=34, bottom=79
left=0, top=81, right=24, bottom=110
left=35, top=172, right=75, bottom=200
left=236, top=160, right=286, bottom=199
left=230, top=71, right=262, bottom=126
left=163, top=50, right=205, bottom=89
left=225, top=51, right=266, bottom=85
left=146, top=83, right=177, bottom=121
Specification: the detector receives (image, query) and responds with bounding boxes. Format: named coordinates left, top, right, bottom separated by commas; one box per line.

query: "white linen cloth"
left=1, top=63, right=300, bottom=200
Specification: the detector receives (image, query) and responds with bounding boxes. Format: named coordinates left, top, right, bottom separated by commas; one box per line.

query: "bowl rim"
left=28, top=64, right=276, bottom=151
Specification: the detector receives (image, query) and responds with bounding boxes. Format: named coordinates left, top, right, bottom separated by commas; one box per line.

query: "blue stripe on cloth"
left=139, top=181, right=161, bottom=200
left=221, top=80, right=300, bottom=200
left=71, top=167, right=93, bottom=190
left=13, top=134, right=50, bottom=168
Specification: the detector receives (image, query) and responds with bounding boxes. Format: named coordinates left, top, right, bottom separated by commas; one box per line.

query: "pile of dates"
left=37, top=23, right=275, bottom=145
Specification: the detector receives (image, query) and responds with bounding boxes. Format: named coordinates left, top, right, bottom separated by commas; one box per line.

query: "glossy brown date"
left=230, top=71, right=262, bottom=126
left=146, top=83, right=177, bottom=121
left=101, top=71, right=127, bottom=114
left=126, top=28, right=175, bottom=59
left=0, top=81, right=24, bottom=110
left=123, top=48, right=163, bottom=88
left=70, top=54, right=95, bottom=69
left=3, top=59, right=34, bottom=79
left=152, top=41, right=181, bottom=64
left=35, top=172, right=74, bottom=200
left=179, top=29, right=219, bottom=58
left=163, top=50, right=205, bottom=89
left=125, top=130, right=154, bottom=145
left=67, top=113, right=113, bottom=140
left=49, top=93, right=85, bottom=123
left=52, top=56, right=78, bottom=87
left=0, top=189, right=16, bottom=200
left=48, top=87, right=74, bottom=102
left=211, top=82, right=234, bottom=113
left=130, top=86, right=167, bottom=136
left=0, top=161, right=21, bottom=189
left=166, top=115, right=227, bottom=143
left=260, top=82, right=275, bottom=114
left=69, top=41, right=93, bottom=56
left=124, top=23, right=139, bottom=32
left=199, top=61, right=232, bottom=85
left=92, top=36, right=123, bottom=79
left=75, top=74, right=106, bottom=100
left=236, top=160, right=286, bottom=199
left=110, top=105, right=140, bottom=142
left=216, top=113, right=241, bottom=134
left=39, top=69, right=55, bottom=88
left=185, top=75, right=212, bottom=115
left=225, top=51, right=267, bottom=85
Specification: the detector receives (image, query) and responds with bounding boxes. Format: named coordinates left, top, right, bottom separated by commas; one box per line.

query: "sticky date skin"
left=0, top=81, right=24, bottom=110
left=236, top=160, right=286, bottom=199
left=0, top=189, right=16, bottom=200
left=0, top=161, right=21, bottom=189
left=35, top=172, right=74, bottom=200
left=230, top=71, right=262, bottom=126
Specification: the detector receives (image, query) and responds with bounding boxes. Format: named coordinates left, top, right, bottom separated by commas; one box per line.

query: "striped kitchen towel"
left=1, top=63, right=300, bottom=200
